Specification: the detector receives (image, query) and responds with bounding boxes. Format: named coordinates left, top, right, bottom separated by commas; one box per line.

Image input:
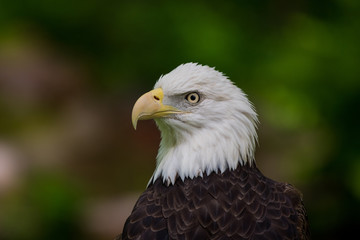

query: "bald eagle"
left=119, top=63, right=310, bottom=240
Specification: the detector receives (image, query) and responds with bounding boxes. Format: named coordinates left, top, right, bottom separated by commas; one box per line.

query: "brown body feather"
left=119, top=164, right=310, bottom=240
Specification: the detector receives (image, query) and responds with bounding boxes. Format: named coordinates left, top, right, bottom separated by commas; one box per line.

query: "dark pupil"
left=190, top=95, right=196, bottom=101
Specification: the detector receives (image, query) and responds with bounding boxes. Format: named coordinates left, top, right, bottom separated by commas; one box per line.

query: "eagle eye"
left=185, top=92, right=200, bottom=104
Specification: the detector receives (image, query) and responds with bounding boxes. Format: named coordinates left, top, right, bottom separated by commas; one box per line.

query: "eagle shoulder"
left=121, top=181, right=170, bottom=239
left=282, top=183, right=311, bottom=240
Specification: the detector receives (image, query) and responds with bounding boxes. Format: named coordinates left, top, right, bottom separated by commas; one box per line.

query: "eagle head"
left=132, top=63, right=258, bottom=185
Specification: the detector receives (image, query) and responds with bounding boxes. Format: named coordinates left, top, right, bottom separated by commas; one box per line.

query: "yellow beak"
left=131, top=88, right=181, bottom=129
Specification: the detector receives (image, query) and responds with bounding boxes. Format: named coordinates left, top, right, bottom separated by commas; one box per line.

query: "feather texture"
left=120, top=164, right=310, bottom=240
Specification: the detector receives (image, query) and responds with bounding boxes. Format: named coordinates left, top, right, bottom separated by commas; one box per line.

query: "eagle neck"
left=150, top=116, right=257, bottom=186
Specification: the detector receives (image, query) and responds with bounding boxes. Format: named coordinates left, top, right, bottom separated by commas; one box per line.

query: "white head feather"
left=151, top=63, right=258, bottom=185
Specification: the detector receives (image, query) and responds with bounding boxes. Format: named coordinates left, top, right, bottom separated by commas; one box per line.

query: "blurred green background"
left=0, top=0, right=359, bottom=239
